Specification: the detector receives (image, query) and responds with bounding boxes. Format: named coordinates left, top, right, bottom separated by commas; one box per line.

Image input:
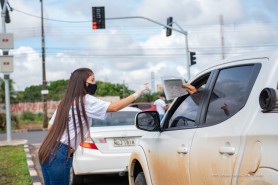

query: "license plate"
left=113, top=138, right=135, bottom=147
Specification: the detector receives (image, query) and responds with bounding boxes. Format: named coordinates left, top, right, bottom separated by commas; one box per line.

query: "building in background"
left=157, top=84, right=164, bottom=93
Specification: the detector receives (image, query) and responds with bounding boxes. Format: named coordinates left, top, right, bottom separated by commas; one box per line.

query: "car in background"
left=128, top=102, right=156, bottom=111
left=128, top=51, right=278, bottom=185
left=72, top=107, right=145, bottom=185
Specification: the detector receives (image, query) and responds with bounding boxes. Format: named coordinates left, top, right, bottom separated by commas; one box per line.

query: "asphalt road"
left=0, top=130, right=129, bottom=185
left=0, top=130, right=48, bottom=144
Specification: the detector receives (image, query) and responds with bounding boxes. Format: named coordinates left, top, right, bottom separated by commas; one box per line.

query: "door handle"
left=219, top=146, right=235, bottom=155
left=177, top=146, right=188, bottom=154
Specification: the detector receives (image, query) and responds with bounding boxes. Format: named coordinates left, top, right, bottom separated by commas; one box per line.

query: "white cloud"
left=11, top=47, right=41, bottom=90
left=6, top=1, right=41, bottom=39
left=2, top=0, right=278, bottom=93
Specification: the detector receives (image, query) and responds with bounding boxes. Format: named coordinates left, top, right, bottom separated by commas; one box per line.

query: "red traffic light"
left=92, top=7, right=105, bottom=29
left=92, top=22, right=98, bottom=29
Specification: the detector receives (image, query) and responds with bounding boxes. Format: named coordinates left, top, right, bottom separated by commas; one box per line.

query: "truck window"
left=204, top=64, right=260, bottom=125
left=167, top=75, right=209, bottom=129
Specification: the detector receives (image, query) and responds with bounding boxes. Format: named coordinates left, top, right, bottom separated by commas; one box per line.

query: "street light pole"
left=40, top=0, right=48, bottom=128
left=106, top=16, right=191, bottom=80
left=1, top=0, right=12, bottom=141
left=171, top=22, right=190, bottom=80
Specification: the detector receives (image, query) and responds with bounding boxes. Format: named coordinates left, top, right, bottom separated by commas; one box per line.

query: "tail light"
left=79, top=137, right=106, bottom=150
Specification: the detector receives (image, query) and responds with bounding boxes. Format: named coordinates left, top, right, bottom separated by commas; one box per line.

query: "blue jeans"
left=159, top=114, right=164, bottom=121
left=40, top=143, right=73, bottom=185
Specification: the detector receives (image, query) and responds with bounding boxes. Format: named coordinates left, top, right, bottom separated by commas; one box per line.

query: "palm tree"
left=0, top=77, right=16, bottom=103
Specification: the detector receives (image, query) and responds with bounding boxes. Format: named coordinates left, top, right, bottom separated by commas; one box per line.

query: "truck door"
left=189, top=64, right=261, bottom=185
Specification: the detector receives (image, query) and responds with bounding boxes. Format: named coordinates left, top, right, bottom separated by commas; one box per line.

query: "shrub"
left=20, top=111, right=42, bottom=122
left=0, top=113, right=19, bottom=131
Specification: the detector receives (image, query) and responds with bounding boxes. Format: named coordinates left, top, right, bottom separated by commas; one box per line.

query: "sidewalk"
left=0, top=139, right=42, bottom=185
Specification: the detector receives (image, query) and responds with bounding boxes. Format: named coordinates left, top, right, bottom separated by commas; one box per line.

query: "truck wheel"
left=135, top=172, right=147, bottom=185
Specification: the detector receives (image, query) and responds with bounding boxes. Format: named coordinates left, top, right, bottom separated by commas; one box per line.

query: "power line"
left=11, top=7, right=278, bottom=29
left=12, top=8, right=91, bottom=23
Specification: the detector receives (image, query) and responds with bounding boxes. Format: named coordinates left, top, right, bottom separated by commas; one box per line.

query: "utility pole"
left=220, top=15, right=225, bottom=60
left=122, top=80, right=125, bottom=98
left=151, top=71, right=155, bottom=93
left=40, top=0, right=48, bottom=128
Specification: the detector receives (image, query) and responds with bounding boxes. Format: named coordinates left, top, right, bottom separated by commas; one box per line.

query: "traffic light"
left=166, top=17, right=173, bottom=37
left=92, top=6, right=105, bottom=29
left=190, top=52, right=197, bottom=65
left=0, top=0, right=11, bottom=23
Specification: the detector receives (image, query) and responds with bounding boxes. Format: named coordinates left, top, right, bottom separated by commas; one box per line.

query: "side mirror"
left=135, top=111, right=161, bottom=131
left=259, top=88, right=278, bottom=112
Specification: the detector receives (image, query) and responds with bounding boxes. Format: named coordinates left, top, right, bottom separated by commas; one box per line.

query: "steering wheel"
left=171, top=116, right=195, bottom=127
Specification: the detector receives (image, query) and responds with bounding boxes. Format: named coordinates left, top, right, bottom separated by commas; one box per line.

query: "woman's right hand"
left=134, top=83, right=149, bottom=99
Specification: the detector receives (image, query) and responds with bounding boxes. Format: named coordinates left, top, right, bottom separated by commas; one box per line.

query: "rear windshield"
left=138, top=104, right=151, bottom=109
left=91, top=111, right=138, bottom=127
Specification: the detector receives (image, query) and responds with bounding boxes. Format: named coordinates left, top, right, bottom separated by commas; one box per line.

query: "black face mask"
left=87, top=83, right=97, bottom=95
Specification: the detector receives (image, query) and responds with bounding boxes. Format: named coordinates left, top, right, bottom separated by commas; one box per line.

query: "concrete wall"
left=0, top=96, right=120, bottom=115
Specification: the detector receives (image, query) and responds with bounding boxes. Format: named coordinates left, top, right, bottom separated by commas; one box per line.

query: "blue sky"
left=1, top=0, right=278, bottom=91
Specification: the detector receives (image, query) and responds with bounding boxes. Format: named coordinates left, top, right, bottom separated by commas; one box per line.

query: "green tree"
left=13, top=79, right=161, bottom=103
left=95, top=81, right=134, bottom=98
left=15, top=80, right=68, bottom=102
left=48, top=80, right=68, bottom=101
left=18, top=85, right=42, bottom=102
left=0, top=77, right=17, bottom=103
left=136, top=92, right=160, bottom=103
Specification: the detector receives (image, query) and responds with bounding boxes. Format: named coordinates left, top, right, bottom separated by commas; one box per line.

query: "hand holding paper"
left=162, top=76, right=188, bottom=100
left=183, top=84, right=197, bottom=94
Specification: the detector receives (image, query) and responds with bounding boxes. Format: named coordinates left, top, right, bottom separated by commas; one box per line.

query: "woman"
left=38, top=68, right=148, bottom=185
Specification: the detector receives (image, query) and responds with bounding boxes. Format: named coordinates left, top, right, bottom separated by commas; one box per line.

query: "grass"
left=0, top=145, right=32, bottom=185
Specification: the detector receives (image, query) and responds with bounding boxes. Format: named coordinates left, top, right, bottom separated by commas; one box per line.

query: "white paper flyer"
left=162, top=76, right=188, bottom=100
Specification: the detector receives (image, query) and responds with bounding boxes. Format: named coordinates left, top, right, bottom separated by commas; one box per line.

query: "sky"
left=1, top=0, right=278, bottom=92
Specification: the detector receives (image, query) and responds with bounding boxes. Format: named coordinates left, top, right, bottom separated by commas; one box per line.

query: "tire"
left=135, top=172, right=147, bottom=185
left=71, top=169, right=84, bottom=185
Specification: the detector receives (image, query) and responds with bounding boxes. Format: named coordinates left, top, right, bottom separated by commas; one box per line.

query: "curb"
left=24, top=144, right=42, bottom=185
left=0, top=128, right=48, bottom=134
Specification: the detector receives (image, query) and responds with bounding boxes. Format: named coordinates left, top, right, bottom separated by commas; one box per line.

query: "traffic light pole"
left=1, top=0, right=12, bottom=141
left=171, top=22, right=191, bottom=80
left=106, top=16, right=191, bottom=80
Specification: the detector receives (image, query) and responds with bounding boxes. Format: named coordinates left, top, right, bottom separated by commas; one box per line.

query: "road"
left=0, top=130, right=47, bottom=144
left=0, top=131, right=129, bottom=185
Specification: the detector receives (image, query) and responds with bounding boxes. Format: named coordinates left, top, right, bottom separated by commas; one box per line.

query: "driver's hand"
left=183, top=84, right=197, bottom=94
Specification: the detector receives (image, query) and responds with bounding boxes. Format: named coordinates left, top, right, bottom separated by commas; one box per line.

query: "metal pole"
left=220, top=15, right=225, bottom=60
left=172, top=22, right=191, bottom=80
left=40, top=0, right=48, bottom=128
left=106, top=16, right=187, bottom=35
left=123, top=80, right=125, bottom=98
left=4, top=74, right=11, bottom=141
left=106, top=16, right=191, bottom=80
left=1, top=0, right=12, bottom=141
left=184, top=35, right=190, bottom=80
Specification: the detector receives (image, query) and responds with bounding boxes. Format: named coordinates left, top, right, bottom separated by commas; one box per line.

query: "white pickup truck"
left=129, top=51, right=278, bottom=185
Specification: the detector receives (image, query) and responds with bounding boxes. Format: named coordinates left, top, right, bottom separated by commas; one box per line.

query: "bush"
left=0, top=111, right=43, bottom=131
left=20, top=111, right=42, bottom=122
left=0, top=113, right=19, bottom=131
